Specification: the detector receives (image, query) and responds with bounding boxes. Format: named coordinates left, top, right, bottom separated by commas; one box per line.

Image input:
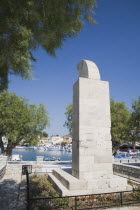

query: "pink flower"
left=90, top=201, right=95, bottom=206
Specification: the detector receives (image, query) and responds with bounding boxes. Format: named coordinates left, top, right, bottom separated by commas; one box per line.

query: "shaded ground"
left=0, top=170, right=27, bottom=210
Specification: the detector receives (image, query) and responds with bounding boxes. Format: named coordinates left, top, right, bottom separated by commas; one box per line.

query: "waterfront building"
left=51, top=135, right=64, bottom=145
left=63, top=135, right=72, bottom=144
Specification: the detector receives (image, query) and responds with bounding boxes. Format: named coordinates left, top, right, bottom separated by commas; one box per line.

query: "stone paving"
left=106, top=207, right=140, bottom=210
left=0, top=166, right=27, bottom=210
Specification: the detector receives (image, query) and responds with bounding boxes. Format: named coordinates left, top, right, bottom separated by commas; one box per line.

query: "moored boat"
left=44, top=157, right=60, bottom=161
left=10, top=154, right=22, bottom=161
left=37, top=146, right=45, bottom=151
left=47, top=145, right=61, bottom=151
left=67, top=148, right=72, bottom=152
left=15, top=146, right=37, bottom=149
left=15, top=146, right=27, bottom=149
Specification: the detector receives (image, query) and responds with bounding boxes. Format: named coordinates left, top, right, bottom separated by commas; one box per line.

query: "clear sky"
left=8, top=0, right=140, bottom=137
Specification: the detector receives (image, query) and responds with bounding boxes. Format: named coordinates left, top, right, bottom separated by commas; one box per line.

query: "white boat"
left=37, top=146, right=45, bottom=151
left=15, top=146, right=26, bottom=149
left=60, top=146, right=65, bottom=151
left=47, top=146, right=61, bottom=151
left=117, top=151, right=127, bottom=156
left=129, top=150, right=140, bottom=156
left=10, top=154, right=22, bottom=161
left=44, top=157, right=60, bottom=161
left=67, top=147, right=72, bottom=152
left=15, top=146, right=37, bottom=149
left=65, top=146, right=72, bottom=152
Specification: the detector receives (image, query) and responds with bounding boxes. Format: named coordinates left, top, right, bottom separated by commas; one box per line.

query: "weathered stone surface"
left=36, top=156, right=44, bottom=165
left=77, top=60, right=100, bottom=80
left=50, top=60, right=131, bottom=195
left=113, top=163, right=140, bottom=182
left=72, top=60, right=112, bottom=180
left=52, top=169, right=88, bottom=190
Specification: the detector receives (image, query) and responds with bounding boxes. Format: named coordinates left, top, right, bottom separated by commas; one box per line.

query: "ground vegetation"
left=29, top=174, right=140, bottom=209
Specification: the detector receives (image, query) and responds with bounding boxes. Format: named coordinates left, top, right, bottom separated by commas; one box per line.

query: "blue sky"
left=9, top=0, right=140, bottom=136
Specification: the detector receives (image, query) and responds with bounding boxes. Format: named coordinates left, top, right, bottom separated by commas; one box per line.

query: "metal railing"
left=25, top=169, right=140, bottom=210
left=22, top=165, right=32, bottom=210
left=116, top=159, right=140, bottom=164
left=28, top=190, right=140, bottom=210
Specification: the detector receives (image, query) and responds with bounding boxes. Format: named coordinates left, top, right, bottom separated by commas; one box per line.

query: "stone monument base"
left=48, top=60, right=132, bottom=196
left=48, top=169, right=132, bottom=196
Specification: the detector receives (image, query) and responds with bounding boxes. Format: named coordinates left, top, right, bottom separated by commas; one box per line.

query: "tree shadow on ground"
left=0, top=176, right=27, bottom=210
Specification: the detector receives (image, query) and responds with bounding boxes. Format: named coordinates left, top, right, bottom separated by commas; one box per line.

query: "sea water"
left=11, top=148, right=72, bottom=161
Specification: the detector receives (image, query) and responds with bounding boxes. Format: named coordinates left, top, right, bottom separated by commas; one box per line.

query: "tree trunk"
left=5, top=147, right=13, bottom=156
left=112, top=141, right=119, bottom=156
left=5, top=138, right=22, bottom=156
left=0, top=64, right=9, bottom=91
left=5, top=140, right=16, bottom=156
left=132, top=141, right=136, bottom=150
left=0, top=136, right=6, bottom=154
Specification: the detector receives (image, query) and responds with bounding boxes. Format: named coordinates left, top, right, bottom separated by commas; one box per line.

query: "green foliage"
left=61, top=141, right=67, bottom=147
left=0, top=91, right=49, bottom=155
left=30, top=174, right=58, bottom=198
left=110, top=99, right=130, bottom=150
left=41, top=131, right=48, bottom=138
left=129, top=96, right=140, bottom=148
left=130, top=96, right=140, bottom=131
left=64, top=104, right=73, bottom=135
left=0, top=0, right=96, bottom=91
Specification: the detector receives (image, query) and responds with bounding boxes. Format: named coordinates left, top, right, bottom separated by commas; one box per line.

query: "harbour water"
left=11, top=148, right=72, bottom=161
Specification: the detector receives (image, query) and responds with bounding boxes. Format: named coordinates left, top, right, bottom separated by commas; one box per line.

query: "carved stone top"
left=77, top=60, right=101, bottom=80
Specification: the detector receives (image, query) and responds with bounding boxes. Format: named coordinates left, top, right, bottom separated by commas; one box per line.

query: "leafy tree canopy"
left=61, top=141, right=67, bottom=147
left=41, top=131, right=48, bottom=138
left=0, top=0, right=96, bottom=91
left=129, top=96, right=140, bottom=148
left=130, top=96, right=140, bottom=131
left=64, top=104, right=73, bottom=135
left=110, top=99, right=131, bottom=153
left=0, top=91, right=49, bottom=156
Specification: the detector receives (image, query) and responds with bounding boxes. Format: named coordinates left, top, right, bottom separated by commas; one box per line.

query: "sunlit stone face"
left=77, top=60, right=101, bottom=80
left=48, top=60, right=132, bottom=196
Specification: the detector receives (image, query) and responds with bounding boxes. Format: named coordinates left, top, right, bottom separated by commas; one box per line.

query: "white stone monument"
left=48, top=60, right=131, bottom=196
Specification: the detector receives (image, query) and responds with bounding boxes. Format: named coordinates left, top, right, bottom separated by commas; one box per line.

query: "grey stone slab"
left=50, top=60, right=132, bottom=195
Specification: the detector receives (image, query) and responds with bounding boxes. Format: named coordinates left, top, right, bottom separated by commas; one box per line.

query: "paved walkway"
left=106, top=207, right=140, bottom=210
left=0, top=168, right=27, bottom=210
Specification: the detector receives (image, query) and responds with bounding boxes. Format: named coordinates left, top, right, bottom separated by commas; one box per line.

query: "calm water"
left=12, top=148, right=72, bottom=161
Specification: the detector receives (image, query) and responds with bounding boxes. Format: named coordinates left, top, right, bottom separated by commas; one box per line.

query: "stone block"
left=94, top=152, right=112, bottom=163
left=52, top=169, right=88, bottom=191
left=79, top=156, right=94, bottom=164
left=51, top=60, right=131, bottom=196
